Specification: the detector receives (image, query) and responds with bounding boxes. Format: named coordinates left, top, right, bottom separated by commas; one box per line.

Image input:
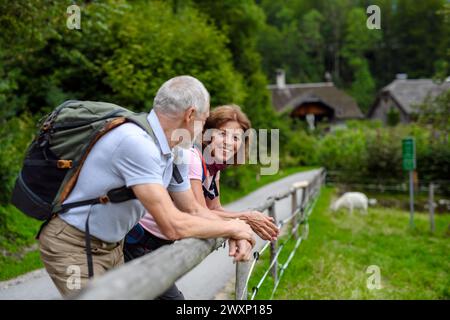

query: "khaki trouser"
left=39, top=216, right=124, bottom=297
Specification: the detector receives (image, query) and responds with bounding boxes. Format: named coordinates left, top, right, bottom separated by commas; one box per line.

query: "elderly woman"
left=189, top=105, right=279, bottom=244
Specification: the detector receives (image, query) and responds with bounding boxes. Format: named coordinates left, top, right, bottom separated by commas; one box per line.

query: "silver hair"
left=153, top=75, right=210, bottom=115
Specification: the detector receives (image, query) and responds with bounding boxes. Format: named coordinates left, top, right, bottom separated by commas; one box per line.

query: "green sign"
left=402, top=137, right=416, bottom=171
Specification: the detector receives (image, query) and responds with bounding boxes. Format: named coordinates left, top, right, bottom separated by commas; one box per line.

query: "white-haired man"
left=39, top=76, right=255, bottom=297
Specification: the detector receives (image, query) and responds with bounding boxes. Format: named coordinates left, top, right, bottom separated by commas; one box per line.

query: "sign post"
left=429, top=183, right=435, bottom=233
left=402, top=138, right=416, bottom=228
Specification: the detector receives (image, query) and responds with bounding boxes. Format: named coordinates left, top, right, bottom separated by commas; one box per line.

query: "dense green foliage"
left=0, top=0, right=266, bottom=199
left=0, top=1, right=248, bottom=116
left=297, top=121, right=450, bottom=192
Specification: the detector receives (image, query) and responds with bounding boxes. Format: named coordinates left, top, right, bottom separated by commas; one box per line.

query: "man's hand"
left=226, top=219, right=256, bottom=246
left=241, top=211, right=279, bottom=241
left=228, top=238, right=253, bottom=262
left=132, top=184, right=257, bottom=240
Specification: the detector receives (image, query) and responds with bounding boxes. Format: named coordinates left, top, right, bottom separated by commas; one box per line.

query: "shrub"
left=0, top=114, right=36, bottom=204
left=312, top=123, right=449, bottom=194
left=316, top=127, right=368, bottom=177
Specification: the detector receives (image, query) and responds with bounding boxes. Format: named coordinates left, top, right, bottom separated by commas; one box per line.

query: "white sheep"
left=331, top=192, right=376, bottom=214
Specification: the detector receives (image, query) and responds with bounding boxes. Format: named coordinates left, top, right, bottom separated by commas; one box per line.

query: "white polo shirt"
left=59, top=110, right=190, bottom=243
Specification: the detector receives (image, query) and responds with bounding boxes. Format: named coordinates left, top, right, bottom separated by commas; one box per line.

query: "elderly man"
left=39, top=75, right=255, bottom=297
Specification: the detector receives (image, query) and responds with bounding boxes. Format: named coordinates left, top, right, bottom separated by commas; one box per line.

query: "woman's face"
left=209, top=120, right=244, bottom=163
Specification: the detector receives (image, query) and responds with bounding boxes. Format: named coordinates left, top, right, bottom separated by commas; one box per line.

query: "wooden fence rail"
left=76, top=168, right=326, bottom=300
left=236, top=168, right=326, bottom=300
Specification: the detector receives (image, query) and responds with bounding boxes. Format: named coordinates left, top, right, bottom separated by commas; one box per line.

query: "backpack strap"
left=193, top=146, right=219, bottom=200
left=126, top=112, right=155, bottom=139
left=128, top=112, right=183, bottom=184
left=203, top=172, right=219, bottom=200
left=197, top=147, right=207, bottom=183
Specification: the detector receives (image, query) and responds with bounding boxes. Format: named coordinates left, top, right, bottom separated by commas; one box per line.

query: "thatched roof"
left=369, top=79, right=450, bottom=115
left=268, top=82, right=364, bottom=119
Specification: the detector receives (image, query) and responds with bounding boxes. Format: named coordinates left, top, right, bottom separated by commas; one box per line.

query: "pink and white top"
left=139, top=147, right=219, bottom=240
left=188, top=147, right=220, bottom=190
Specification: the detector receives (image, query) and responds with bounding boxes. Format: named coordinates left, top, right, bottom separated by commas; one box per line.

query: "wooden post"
left=268, top=202, right=278, bottom=282
left=429, top=183, right=435, bottom=233
left=291, top=188, right=298, bottom=239
left=300, top=187, right=307, bottom=221
left=305, top=183, right=310, bottom=207
left=409, top=170, right=415, bottom=228
left=321, top=169, right=327, bottom=188
left=235, top=260, right=251, bottom=300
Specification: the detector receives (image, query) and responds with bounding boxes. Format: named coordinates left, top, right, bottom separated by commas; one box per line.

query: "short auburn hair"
left=202, top=104, right=252, bottom=164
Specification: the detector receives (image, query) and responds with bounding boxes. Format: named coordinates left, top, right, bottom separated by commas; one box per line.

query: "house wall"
left=370, top=94, right=409, bottom=124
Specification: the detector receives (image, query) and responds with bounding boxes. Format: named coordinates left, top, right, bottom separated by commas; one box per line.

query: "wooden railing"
left=235, top=168, right=325, bottom=300
left=76, top=168, right=326, bottom=300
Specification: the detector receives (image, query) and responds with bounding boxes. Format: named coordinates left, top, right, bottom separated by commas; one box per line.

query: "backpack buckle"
left=42, top=123, right=51, bottom=131
left=99, top=195, right=110, bottom=204
left=57, top=160, right=73, bottom=169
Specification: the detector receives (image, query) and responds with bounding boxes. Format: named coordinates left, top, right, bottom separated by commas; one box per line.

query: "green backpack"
left=11, top=100, right=184, bottom=278
left=11, top=100, right=182, bottom=221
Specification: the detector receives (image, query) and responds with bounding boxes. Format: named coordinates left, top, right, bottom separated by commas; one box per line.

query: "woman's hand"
left=241, top=211, right=279, bottom=241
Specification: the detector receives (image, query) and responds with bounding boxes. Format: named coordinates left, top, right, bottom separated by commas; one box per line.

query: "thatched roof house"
left=367, top=76, right=450, bottom=124
left=268, top=70, right=363, bottom=124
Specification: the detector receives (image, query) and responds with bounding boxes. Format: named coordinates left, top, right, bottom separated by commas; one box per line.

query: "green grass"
left=249, top=187, right=450, bottom=299
left=0, top=205, right=43, bottom=281
left=220, top=166, right=318, bottom=205
left=0, top=250, right=43, bottom=280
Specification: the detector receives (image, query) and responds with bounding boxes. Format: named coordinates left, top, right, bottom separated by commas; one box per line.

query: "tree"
left=0, top=0, right=63, bottom=118
left=193, top=0, right=276, bottom=129
left=346, top=57, right=376, bottom=113
left=417, top=90, right=450, bottom=135
left=341, top=7, right=380, bottom=112
left=393, top=0, right=448, bottom=78
left=320, top=0, right=353, bottom=83
left=298, top=9, right=325, bottom=82
left=0, top=0, right=248, bottom=115
left=0, top=0, right=250, bottom=201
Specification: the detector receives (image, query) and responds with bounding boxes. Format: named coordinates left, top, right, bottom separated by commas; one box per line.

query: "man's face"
left=174, top=107, right=209, bottom=149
